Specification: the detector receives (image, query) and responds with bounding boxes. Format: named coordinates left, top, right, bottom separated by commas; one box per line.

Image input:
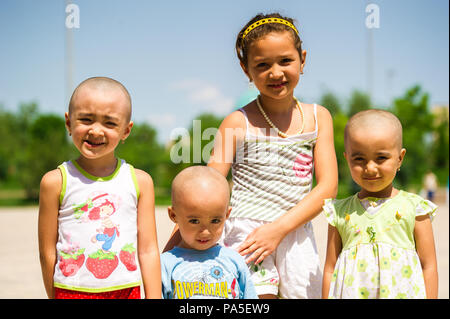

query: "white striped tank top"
left=230, top=104, right=318, bottom=222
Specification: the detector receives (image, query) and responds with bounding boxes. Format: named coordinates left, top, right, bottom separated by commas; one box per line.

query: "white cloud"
left=190, top=86, right=220, bottom=103
left=169, top=79, right=234, bottom=115
left=146, top=113, right=176, bottom=127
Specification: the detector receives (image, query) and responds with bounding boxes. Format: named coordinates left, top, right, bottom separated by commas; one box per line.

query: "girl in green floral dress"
left=322, top=109, right=438, bottom=299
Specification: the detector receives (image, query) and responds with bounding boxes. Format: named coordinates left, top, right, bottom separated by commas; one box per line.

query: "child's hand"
left=237, top=223, right=285, bottom=264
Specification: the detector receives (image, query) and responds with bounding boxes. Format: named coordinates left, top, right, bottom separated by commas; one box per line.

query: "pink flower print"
left=293, top=152, right=313, bottom=178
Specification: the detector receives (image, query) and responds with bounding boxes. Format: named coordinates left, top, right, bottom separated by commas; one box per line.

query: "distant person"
left=165, top=12, right=338, bottom=299
left=161, top=166, right=258, bottom=299
left=322, top=110, right=438, bottom=299
left=423, top=170, right=438, bottom=203
left=38, top=77, right=161, bottom=299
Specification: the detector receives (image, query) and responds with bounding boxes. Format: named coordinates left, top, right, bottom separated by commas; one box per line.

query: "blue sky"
left=0, top=0, right=448, bottom=143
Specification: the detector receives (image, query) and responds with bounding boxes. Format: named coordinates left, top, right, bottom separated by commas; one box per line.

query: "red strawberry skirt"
left=55, top=286, right=141, bottom=299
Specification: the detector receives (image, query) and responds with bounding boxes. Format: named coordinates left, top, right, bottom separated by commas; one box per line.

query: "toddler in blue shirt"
left=161, top=166, right=258, bottom=299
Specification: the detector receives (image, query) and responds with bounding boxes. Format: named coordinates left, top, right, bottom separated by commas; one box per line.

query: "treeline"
left=0, top=103, right=221, bottom=204
left=0, top=85, right=448, bottom=204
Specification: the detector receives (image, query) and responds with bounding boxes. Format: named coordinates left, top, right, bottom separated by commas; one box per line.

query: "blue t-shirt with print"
left=161, top=245, right=258, bottom=299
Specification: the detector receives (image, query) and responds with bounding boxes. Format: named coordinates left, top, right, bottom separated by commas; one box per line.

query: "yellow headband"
left=241, top=17, right=299, bottom=40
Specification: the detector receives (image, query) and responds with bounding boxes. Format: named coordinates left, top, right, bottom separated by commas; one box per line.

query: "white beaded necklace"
left=256, top=95, right=305, bottom=138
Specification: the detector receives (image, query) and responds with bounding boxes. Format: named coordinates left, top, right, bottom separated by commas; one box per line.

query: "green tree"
left=331, top=112, right=356, bottom=197
left=188, top=113, right=224, bottom=166
left=16, top=112, right=72, bottom=199
left=320, top=91, right=342, bottom=116
left=348, top=90, right=371, bottom=117
left=0, top=103, right=40, bottom=187
left=390, top=85, right=434, bottom=188
left=0, top=107, right=17, bottom=182
left=116, top=122, right=164, bottom=173
left=163, top=112, right=225, bottom=198
left=169, top=113, right=224, bottom=167
left=429, top=110, right=449, bottom=184
left=115, top=122, right=170, bottom=200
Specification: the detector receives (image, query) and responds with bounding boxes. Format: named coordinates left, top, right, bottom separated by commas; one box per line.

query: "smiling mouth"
left=84, top=140, right=105, bottom=148
left=268, top=82, right=288, bottom=89
left=197, top=239, right=210, bottom=244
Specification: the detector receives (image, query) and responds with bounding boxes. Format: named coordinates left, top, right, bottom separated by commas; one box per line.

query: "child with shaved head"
left=322, top=109, right=438, bottom=299
left=39, top=77, right=161, bottom=299
left=161, top=166, right=257, bottom=299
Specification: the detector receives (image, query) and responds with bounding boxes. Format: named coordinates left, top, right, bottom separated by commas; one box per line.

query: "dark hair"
left=236, top=13, right=303, bottom=68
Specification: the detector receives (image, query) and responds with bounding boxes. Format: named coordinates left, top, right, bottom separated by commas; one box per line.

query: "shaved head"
left=171, top=166, right=230, bottom=210
left=345, top=109, right=403, bottom=151
left=69, top=77, right=132, bottom=122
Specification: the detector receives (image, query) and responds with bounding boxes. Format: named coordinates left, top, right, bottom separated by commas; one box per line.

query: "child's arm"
left=208, top=110, right=246, bottom=176
left=162, top=224, right=181, bottom=253
left=238, top=105, right=338, bottom=264
left=135, top=169, right=162, bottom=299
left=322, top=225, right=342, bottom=298
left=38, top=169, right=61, bottom=299
left=414, top=214, right=438, bottom=298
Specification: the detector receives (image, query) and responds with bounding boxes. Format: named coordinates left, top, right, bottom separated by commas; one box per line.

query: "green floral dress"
left=323, top=191, right=437, bottom=299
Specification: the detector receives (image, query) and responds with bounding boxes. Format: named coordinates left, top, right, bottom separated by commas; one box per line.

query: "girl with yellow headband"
left=207, top=13, right=338, bottom=299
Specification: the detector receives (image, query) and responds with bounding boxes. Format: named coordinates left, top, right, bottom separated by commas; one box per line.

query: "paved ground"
left=0, top=200, right=448, bottom=299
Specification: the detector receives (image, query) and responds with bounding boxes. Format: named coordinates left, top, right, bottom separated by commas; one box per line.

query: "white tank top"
left=230, top=105, right=318, bottom=222
left=53, top=159, right=142, bottom=293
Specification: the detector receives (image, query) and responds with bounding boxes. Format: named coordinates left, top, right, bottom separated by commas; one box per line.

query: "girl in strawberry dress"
left=38, top=77, right=161, bottom=299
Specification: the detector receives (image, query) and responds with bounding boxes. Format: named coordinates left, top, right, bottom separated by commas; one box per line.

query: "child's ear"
left=168, top=206, right=177, bottom=223
left=121, top=121, right=134, bottom=142
left=64, top=112, right=72, bottom=136
left=398, top=148, right=406, bottom=167
left=240, top=61, right=252, bottom=82
left=300, top=50, right=307, bottom=74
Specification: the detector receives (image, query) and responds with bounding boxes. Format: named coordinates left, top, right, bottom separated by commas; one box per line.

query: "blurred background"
left=0, top=0, right=448, bottom=203
left=0, top=0, right=448, bottom=299
left=0, top=0, right=448, bottom=204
